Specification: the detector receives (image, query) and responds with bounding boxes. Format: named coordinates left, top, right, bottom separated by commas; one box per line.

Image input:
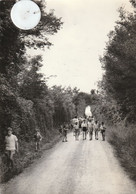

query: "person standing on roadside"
left=62, top=124, right=68, bottom=142
left=5, top=127, right=18, bottom=169
left=81, top=119, right=88, bottom=140
left=34, top=129, right=43, bottom=151
left=100, top=122, right=106, bottom=141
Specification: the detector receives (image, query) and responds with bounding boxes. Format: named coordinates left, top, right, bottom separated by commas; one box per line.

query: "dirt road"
left=1, top=133, right=136, bottom=194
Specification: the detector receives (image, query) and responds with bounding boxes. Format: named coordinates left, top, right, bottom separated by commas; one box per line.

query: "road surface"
left=1, top=133, right=136, bottom=194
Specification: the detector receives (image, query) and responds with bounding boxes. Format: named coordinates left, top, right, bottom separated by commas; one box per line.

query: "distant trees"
left=99, top=1, right=136, bottom=122
left=50, top=86, right=77, bottom=126
left=73, top=92, right=92, bottom=117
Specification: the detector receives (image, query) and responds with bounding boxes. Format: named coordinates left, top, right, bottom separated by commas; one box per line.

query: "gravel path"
left=1, top=133, right=136, bottom=194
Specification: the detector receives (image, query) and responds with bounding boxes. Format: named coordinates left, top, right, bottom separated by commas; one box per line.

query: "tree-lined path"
left=1, top=133, right=136, bottom=194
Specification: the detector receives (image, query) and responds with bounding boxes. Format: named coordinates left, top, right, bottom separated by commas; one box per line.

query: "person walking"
left=81, top=119, right=88, bottom=140
left=34, top=129, right=43, bottom=151
left=74, top=122, right=80, bottom=141
left=94, top=121, right=99, bottom=140
left=100, top=122, right=106, bottom=141
left=62, top=124, right=68, bottom=142
left=5, top=127, right=18, bottom=169
left=72, top=116, right=79, bottom=136
left=88, top=120, right=94, bottom=140
left=78, top=118, right=82, bottom=135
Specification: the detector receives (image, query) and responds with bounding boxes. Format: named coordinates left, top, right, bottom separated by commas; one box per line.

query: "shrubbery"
left=107, top=124, right=136, bottom=181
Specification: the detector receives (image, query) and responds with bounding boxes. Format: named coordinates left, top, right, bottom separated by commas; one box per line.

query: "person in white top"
left=74, top=122, right=80, bottom=141
left=100, top=122, right=106, bottom=141
left=72, top=116, right=79, bottom=136
left=72, top=116, right=79, bottom=124
left=5, top=127, right=18, bottom=168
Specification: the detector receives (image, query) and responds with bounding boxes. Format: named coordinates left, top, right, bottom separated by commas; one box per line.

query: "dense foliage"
left=95, top=1, right=136, bottom=182
left=0, top=0, right=65, bottom=151
left=100, top=1, right=136, bottom=122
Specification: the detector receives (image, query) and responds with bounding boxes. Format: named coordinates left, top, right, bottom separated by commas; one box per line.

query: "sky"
left=40, top=0, right=132, bottom=93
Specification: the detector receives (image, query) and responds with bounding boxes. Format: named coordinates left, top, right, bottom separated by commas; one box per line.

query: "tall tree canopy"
left=0, top=0, right=62, bottom=76
left=0, top=0, right=63, bottom=149
left=100, top=1, right=136, bottom=122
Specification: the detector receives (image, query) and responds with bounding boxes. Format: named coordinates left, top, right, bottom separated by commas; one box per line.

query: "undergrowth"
left=107, top=124, right=136, bottom=182
left=0, top=130, right=61, bottom=183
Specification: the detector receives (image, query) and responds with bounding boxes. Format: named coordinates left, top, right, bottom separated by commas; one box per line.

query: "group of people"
left=4, top=127, right=42, bottom=170
left=4, top=116, right=106, bottom=169
left=61, top=116, right=106, bottom=142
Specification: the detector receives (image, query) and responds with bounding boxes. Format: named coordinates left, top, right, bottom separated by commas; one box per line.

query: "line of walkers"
left=61, top=116, right=106, bottom=142
left=4, top=117, right=106, bottom=169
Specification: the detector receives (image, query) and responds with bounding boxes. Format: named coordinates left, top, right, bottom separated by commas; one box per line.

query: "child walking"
left=5, top=127, right=18, bottom=169
left=88, top=120, right=94, bottom=140
left=34, top=129, right=43, bottom=151
left=94, top=121, right=99, bottom=140
left=74, top=122, right=80, bottom=141
left=100, top=122, right=106, bottom=141
left=81, top=119, right=88, bottom=140
left=62, top=124, right=68, bottom=142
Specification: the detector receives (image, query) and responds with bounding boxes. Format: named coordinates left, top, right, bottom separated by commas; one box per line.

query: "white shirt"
left=72, top=118, right=79, bottom=125
left=5, top=134, right=18, bottom=151
left=100, top=125, right=106, bottom=130
left=88, top=121, right=93, bottom=129
left=74, top=123, right=79, bottom=129
left=81, top=122, right=87, bottom=128
left=94, top=123, right=99, bottom=130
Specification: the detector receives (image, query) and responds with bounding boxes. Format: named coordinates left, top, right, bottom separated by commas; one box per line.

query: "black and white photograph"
left=0, top=0, right=136, bottom=193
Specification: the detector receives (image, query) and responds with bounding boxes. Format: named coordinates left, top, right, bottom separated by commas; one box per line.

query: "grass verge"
left=107, top=124, right=136, bottom=182
left=0, top=131, right=61, bottom=183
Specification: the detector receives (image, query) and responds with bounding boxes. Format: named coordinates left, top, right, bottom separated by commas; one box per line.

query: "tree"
left=0, top=0, right=62, bottom=150
left=100, top=3, right=136, bottom=122
left=73, top=92, right=92, bottom=116
left=19, top=56, right=48, bottom=101
left=50, top=86, right=76, bottom=126
left=0, top=0, right=62, bottom=72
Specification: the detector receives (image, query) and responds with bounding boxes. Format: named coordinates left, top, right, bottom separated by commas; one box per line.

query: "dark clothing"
left=82, top=127, right=87, bottom=132
left=101, top=130, right=105, bottom=141
left=63, top=129, right=67, bottom=137
left=34, top=133, right=42, bottom=142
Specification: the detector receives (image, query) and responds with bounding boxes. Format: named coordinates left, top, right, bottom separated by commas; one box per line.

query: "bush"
left=107, top=124, right=136, bottom=181
left=0, top=130, right=61, bottom=183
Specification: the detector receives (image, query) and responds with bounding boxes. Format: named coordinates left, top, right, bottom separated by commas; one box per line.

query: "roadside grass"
left=0, top=130, right=61, bottom=183
left=107, top=124, right=136, bottom=182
